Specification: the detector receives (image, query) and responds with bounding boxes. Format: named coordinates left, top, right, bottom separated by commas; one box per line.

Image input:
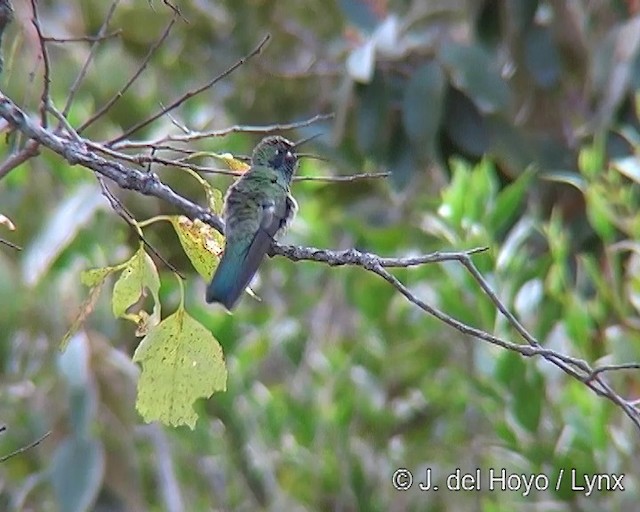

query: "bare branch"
left=89, top=140, right=388, bottom=183
left=0, top=430, right=51, bottom=463
left=107, top=34, right=272, bottom=145
left=77, top=17, right=178, bottom=133
left=273, top=243, right=640, bottom=430
left=0, top=91, right=224, bottom=232
left=42, top=30, right=122, bottom=44
left=30, top=0, right=51, bottom=127
left=0, top=90, right=639, bottom=431
left=111, top=113, right=334, bottom=150
left=0, top=237, right=21, bottom=250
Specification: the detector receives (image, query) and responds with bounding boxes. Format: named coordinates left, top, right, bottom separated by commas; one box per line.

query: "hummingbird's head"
left=252, top=136, right=298, bottom=180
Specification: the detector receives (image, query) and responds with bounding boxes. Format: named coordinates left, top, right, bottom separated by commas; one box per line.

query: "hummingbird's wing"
left=218, top=194, right=296, bottom=309
left=234, top=195, right=294, bottom=284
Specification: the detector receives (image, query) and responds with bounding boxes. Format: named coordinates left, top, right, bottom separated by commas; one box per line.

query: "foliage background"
left=1, top=0, right=640, bottom=510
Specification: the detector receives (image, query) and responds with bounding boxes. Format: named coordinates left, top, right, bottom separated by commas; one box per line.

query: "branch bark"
left=1, top=90, right=639, bottom=431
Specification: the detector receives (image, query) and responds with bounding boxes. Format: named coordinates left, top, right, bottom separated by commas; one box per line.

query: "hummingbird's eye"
left=285, top=150, right=294, bottom=161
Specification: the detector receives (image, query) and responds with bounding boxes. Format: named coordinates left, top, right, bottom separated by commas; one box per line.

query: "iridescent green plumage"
left=205, top=136, right=299, bottom=309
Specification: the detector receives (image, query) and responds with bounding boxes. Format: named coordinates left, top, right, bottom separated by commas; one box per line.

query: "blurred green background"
left=1, top=0, right=640, bottom=510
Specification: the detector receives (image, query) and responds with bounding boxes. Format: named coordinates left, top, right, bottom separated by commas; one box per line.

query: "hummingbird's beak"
left=293, top=133, right=322, bottom=149
left=296, top=153, right=328, bottom=161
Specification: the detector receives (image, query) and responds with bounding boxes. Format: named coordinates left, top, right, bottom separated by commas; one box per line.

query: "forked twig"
left=111, top=113, right=334, bottom=149
left=59, top=0, right=120, bottom=123
left=78, top=16, right=178, bottom=133
left=97, top=175, right=185, bottom=278
left=29, top=0, right=51, bottom=127
left=107, top=34, right=272, bottom=145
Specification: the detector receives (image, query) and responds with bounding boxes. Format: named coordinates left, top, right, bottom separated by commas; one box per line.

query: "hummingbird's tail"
left=206, top=248, right=243, bottom=310
left=205, top=231, right=271, bottom=310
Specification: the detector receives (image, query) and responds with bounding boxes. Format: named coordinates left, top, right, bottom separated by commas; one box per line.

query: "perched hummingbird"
left=205, top=135, right=300, bottom=310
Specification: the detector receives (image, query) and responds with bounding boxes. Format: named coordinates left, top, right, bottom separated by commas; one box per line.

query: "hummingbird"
left=205, top=135, right=301, bottom=310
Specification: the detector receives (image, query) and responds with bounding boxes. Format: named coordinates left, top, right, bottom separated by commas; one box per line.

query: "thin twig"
left=89, top=141, right=388, bottom=183
left=110, top=113, right=334, bottom=149
left=0, top=430, right=51, bottom=463
left=588, top=363, right=640, bottom=380
left=274, top=243, right=640, bottom=430
left=78, top=17, right=177, bottom=134
left=42, top=30, right=122, bottom=44
left=0, top=237, right=21, bottom=250
left=160, top=0, right=186, bottom=22
left=107, top=34, right=272, bottom=145
left=294, top=172, right=389, bottom=182
left=97, top=175, right=185, bottom=278
left=59, top=0, right=120, bottom=123
left=47, top=101, right=82, bottom=142
left=30, top=0, right=51, bottom=127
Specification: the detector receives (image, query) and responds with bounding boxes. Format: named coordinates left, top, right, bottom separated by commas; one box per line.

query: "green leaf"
left=170, top=216, right=223, bottom=280
left=112, top=246, right=161, bottom=334
left=439, top=42, right=510, bottom=114
left=489, top=167, right=535, bottom=234
left=578, top=138, right=605, bottom=179
left=495, top=352, right=542, bottom=432
left=444, top=88, right=489, bottom=157
left=133, top=306, right=227, bottom=429
left=494, top=350, right=526, bottom=388
left=439, top=158, right=471, bottom=226
left=80, top=263, right=124, bottom=288
left=585, top=185, right=616, bottom=241
left=50, top=436, right=105, bottom=512
left=564, top=296, right=593, bottom=352
left=467, top=158, right=498, bottom=222
left=356, top=72, right=390, bottom=156
left=524, top=26, right=561, bottom=88
left=513, top=370, right=543, bottom=433
left=401, top=61, right=445, bottom=156
left=386, top=128, right=417, bottom=190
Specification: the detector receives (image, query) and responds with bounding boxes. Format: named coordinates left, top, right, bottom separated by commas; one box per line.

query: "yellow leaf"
left=133, top=306, right=227, bottom=428
left=178, top=168, right=224, bottom=214
left=210, top=152, right=251, bottom=172
left=170, top=216, right=223, bottom=280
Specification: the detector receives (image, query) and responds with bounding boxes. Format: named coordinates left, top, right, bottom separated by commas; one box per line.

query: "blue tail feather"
left=206, top=247, right=244, bottom=310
